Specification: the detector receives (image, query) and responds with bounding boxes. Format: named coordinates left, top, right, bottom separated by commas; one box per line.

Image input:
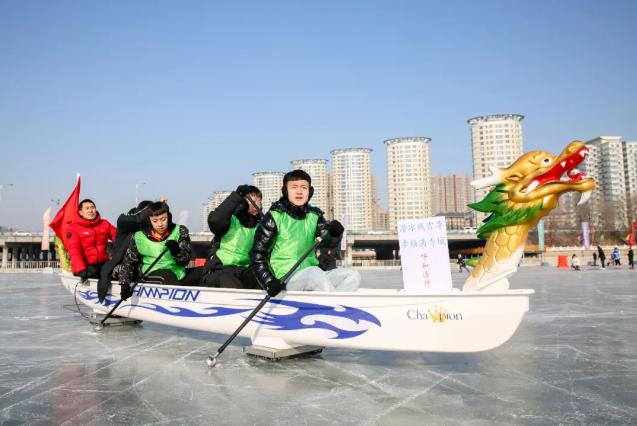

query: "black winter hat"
left=283, top=169, right=311, bottom=186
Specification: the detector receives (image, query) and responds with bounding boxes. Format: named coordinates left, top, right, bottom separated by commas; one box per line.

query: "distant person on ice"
left=597, top=246, right=606, bottom=269
left=457, top=253, right=470, bottom=273
left=570, top=254, right=580, bottom=271
left=66, top=199, right=116, bottom=280
left=118, top=201, right=203, bottom=300
left=612, top=247, right=621, bottom=267
left=200, top=185, right=262, bottom=289
left=251, top=170, right=360, bottom=297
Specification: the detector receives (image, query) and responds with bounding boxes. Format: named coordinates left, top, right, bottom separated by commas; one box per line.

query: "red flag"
left=49, top=175, right=81, bottom=248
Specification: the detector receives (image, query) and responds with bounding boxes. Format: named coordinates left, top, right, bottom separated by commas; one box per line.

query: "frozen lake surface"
left=1, top=267, right=636, bottom=425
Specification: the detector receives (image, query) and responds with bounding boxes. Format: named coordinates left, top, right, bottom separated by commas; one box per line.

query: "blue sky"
left=1, top=0, right=636, bottom=231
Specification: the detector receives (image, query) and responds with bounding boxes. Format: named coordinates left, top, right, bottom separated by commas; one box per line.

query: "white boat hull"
left=61, top=273, right=533, bottom=353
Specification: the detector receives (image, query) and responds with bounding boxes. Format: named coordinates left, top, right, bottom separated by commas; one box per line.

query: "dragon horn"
left=471, top=167, right=503, bottom=189
left=577, top=190, right=592, bottom=206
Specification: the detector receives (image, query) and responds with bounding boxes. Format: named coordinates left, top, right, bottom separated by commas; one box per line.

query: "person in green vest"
left=251, top=170, right=360, bottom=297
left=200, top=185, right=263, bottom=289
left=118, top=201, right=203, bottom=300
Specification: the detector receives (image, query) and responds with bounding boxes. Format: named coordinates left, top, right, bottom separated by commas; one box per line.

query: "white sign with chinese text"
left=398, top=217, right=452, bottom=292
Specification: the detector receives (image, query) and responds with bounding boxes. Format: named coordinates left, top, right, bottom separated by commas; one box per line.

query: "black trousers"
left=144, top=267, right=205, bottom=286
left=201, top=265, right=261, bottom=289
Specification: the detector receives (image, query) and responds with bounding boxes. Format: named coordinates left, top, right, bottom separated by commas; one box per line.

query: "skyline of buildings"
left=201, top=115, right=636, bottom=234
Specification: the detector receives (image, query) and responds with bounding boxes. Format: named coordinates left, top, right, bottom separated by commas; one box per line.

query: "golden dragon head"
left=469, top=141, right=596, bottom=239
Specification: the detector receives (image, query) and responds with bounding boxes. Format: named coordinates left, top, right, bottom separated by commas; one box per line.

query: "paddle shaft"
left=209, top=231, right=327, bottom=362
left=100, top=247, right=170, bottom=325
left=244, top=194, right=262, bottom=216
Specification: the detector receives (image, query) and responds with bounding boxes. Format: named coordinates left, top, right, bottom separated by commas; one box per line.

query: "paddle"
left=244, top=194, right=262, bottom=217
left=206, top=229, right=329, bottom=367
left=96, top=246, right=170, bottom=328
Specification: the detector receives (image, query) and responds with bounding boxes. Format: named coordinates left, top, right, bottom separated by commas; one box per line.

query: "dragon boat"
left=59, top=140, right=595, bottom=354
left=61, top=273, right=533, bottom=353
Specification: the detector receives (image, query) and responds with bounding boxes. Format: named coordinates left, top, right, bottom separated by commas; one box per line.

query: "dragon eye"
left=542, top=158, right=552, bottom=165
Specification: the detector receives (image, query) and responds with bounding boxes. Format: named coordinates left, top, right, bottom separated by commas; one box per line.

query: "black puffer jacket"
left=250, top=197, right=336, bottom=290
left=118, top=220, right=192, bottom=286
left=202, top=191, right=261, bottom=274
left=97, top=205, right=151, bottom=302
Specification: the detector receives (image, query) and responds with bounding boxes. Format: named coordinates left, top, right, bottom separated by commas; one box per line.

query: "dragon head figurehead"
left=470, top=141, right=596, bottom=240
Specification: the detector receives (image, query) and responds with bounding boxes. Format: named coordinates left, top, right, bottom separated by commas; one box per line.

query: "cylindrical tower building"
left=468, top=114, right=524, bottom=220
left=385, top=137, right=432, bottom=230
left=252, top=172, right=285, bottom=213
left=330, top=148, right=373, bottom=231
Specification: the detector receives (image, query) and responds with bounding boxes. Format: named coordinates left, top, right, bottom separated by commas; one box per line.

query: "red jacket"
left=66, top=213, right=117, bottom=274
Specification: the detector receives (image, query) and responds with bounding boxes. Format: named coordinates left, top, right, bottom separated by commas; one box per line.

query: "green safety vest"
left=216, top=215, right=256, bottom=267
left=269, top=210, right=319, bottom=279
left=134, top=225, right=185, bottom=280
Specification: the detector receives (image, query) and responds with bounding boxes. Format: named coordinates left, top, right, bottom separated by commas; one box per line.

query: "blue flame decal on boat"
left=78, top=290, right=119, bottom=306
left=76, top=290, right=381, bottom=339
left=127, top=303, right=253, bottom=318
left=249, top=299, right=381, bottom=339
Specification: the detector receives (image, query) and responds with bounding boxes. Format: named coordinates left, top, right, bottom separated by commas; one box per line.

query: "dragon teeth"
left=577, top=190, right=592, bottom=206
left=580, top=150, right=589, bottom=157
left=527, top=180, right=540, bottom=192
left=561, top=161, right=566, bottom=168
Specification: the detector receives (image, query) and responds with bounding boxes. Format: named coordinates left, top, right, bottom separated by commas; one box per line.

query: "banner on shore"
left=537, top=220, right=545, bottom=251
left=398, top=216, right=452, bottom=292
left=581, top=222, right=590, bottom=249
left=41, top=207, right=51, bottom=251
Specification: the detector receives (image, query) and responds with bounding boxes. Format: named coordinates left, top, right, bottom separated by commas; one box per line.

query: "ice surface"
left=1, top=267, right=636, bottom=425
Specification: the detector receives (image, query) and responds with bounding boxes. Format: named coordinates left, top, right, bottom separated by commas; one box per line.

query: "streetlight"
left=135, top=182, right=146, bottom=205
left=0, top=183, right=14, bottom=205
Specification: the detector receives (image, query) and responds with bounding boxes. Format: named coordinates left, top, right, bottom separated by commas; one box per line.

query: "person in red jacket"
left=66, top=199, right=117, bottom=280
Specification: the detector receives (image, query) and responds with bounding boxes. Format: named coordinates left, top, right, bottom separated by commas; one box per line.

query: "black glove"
left=76, top=269, right=89, bottom=281
left=327, top=220, right=344, bottom=238
left=236, top=185, right=252, bottom=197
left=120, top=284, right=133, bottom=301
left=165, top=240, right=180, bottom=256
left=265, top=278, right=284, bottom=297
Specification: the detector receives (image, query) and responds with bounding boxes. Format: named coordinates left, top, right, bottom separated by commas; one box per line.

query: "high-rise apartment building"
left=430, top=174, right=475, bottom=229
left=623, top=141, right=637, bottom=221
left=468, top=114, right=524, bottom=221
left=581, top=136, right=627, bottom=228
left=202, top=190, right=232, bottom=232
left=430, top=174, right=473, bottom=215
left=330, top=148, right=373, bottom=231
left=252, top=172, right=284, bottom=213
left=385, top=137, right=432, bottom=230
left=371, top=175, right=389, bottom=230
left=291, top=159, right=330, bottom=217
